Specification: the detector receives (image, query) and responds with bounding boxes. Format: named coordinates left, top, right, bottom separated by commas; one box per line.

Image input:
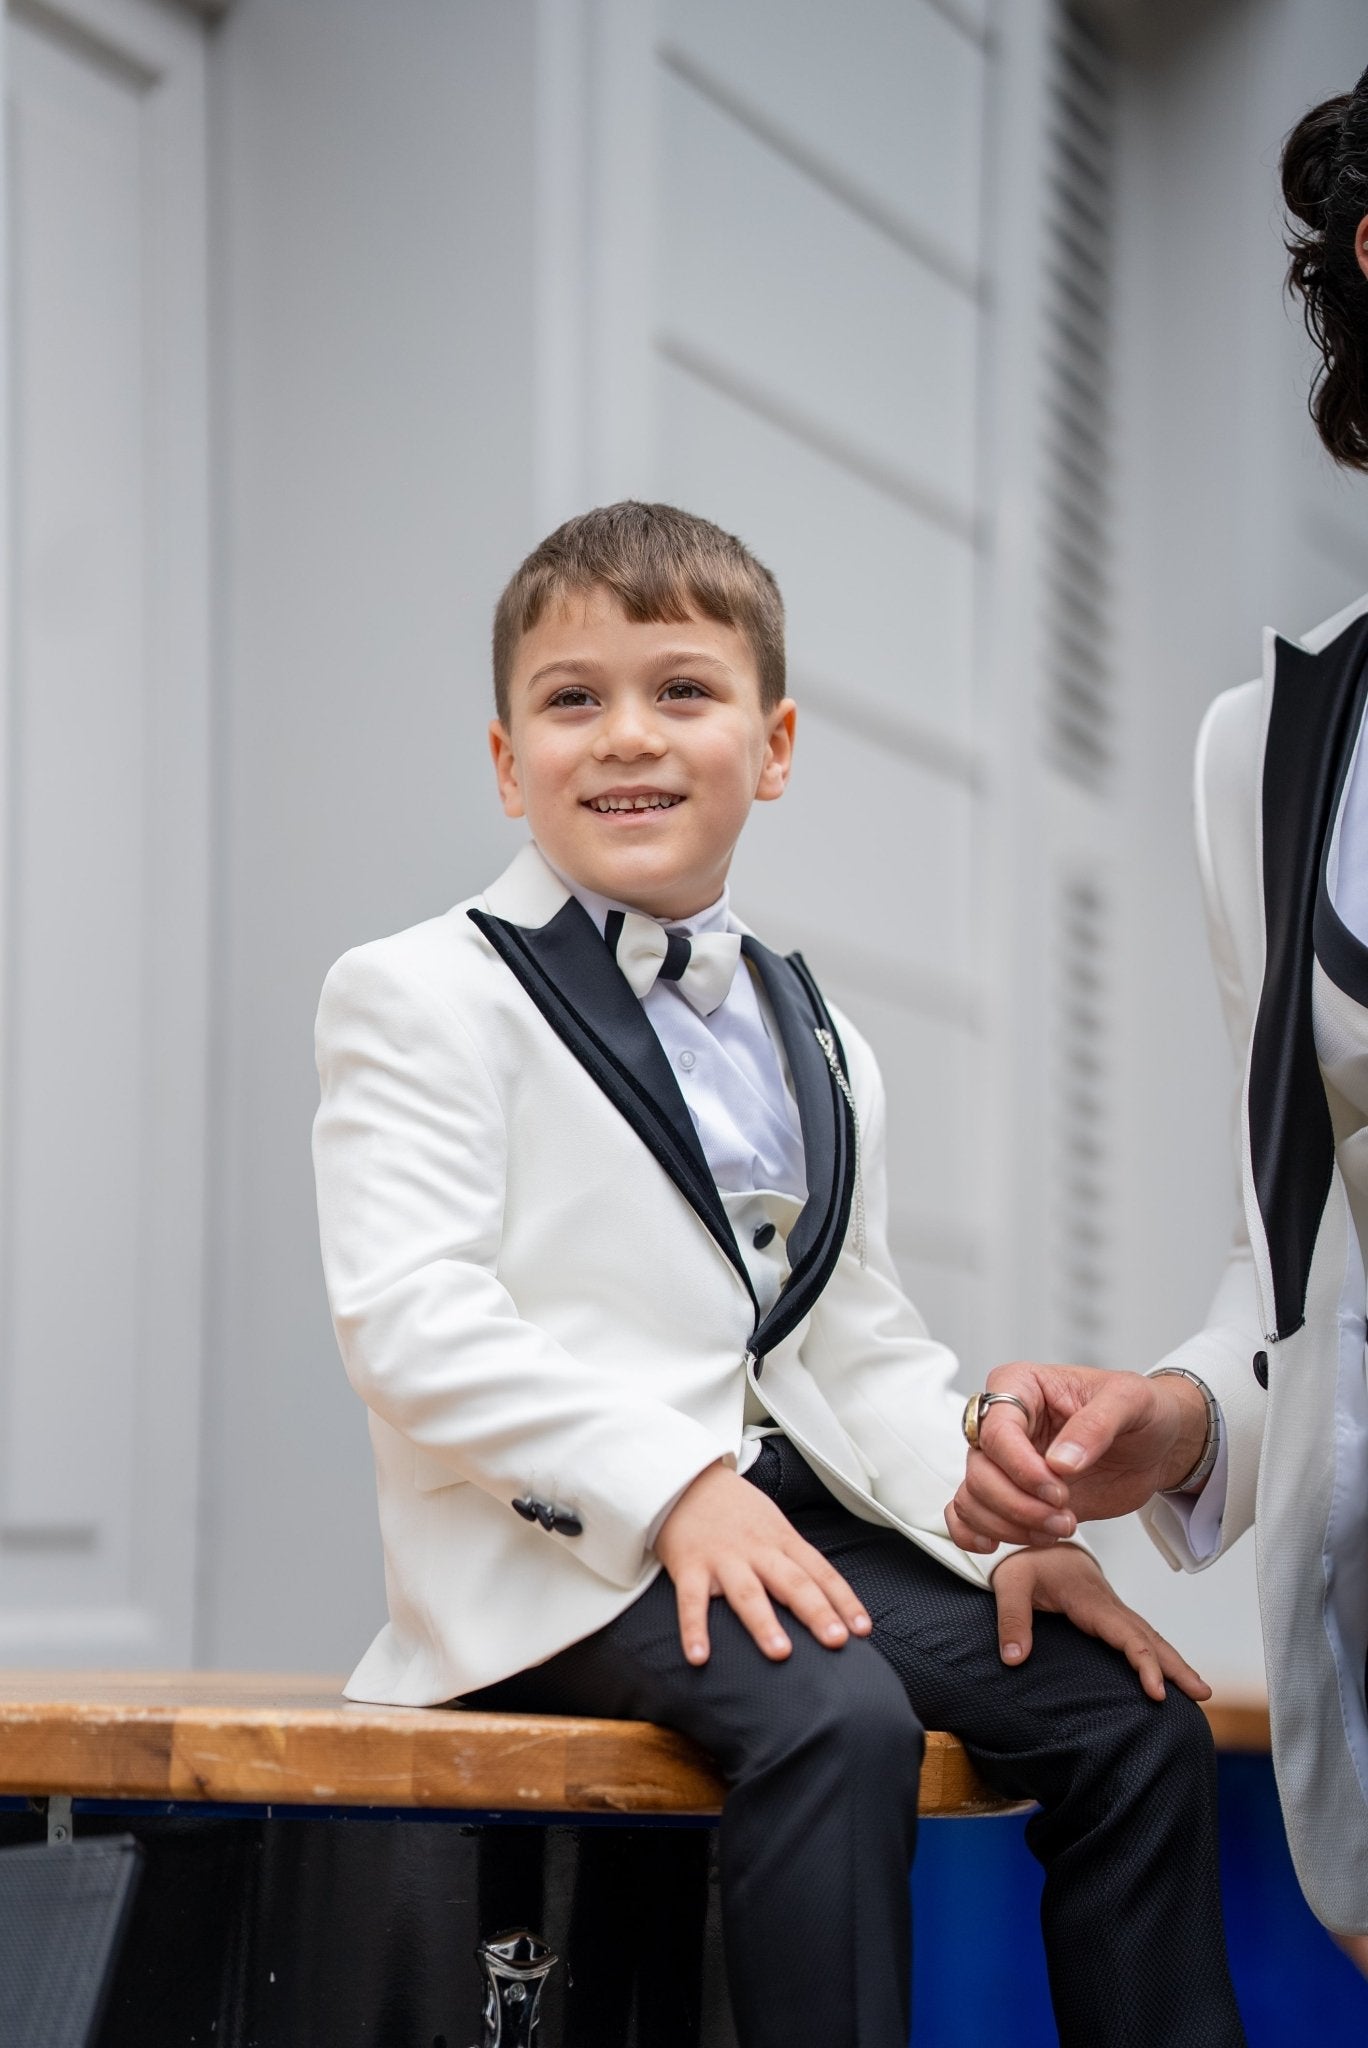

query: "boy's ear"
left=489, top=719, right=525, bottom=819
left=755, top=700, right=797, bottom=803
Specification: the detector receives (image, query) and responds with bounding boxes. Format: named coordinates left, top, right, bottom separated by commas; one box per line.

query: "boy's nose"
left=594, top=712, right=666, bottom=760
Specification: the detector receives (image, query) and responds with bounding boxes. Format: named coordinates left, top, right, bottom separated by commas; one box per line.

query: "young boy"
left=313, top=503, right=1244, bottom=2047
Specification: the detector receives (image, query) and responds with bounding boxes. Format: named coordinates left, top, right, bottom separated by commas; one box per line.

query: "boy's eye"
left=547, top=686, right=596, bottom=709
left=660, top=678, right=707, bottom=701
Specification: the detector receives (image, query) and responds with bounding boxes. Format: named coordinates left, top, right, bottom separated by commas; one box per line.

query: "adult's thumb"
left=1045, top=1380, right=1135, bottom=1476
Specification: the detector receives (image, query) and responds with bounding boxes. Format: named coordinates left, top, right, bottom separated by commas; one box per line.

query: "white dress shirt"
left=553, top=868, right=808, bottom=1204
left=547, top=857, right=810, bottom=1494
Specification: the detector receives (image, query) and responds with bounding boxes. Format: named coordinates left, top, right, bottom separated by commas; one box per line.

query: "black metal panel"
left=0, top=1810, right=736, bottom=2048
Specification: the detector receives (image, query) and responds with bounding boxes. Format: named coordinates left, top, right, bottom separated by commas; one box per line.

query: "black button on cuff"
left=511, top=1497, right=538, bottom=1522
left=1252, top=1350, right=1269, bottom=1390
left=752, top=1222, right=777, bottom=1249
left=550, top=1509, right=583, bottom=1538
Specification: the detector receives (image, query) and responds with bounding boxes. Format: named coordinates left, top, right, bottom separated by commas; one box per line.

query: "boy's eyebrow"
left=524, top=647, right=737, bottom=688
left=650, top=647, right=736, bottom=675
left=524, top=656, right=602, bottom=687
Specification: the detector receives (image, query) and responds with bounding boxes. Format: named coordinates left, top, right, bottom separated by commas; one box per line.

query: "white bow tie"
left=607, top=909, right=743, bottom=1017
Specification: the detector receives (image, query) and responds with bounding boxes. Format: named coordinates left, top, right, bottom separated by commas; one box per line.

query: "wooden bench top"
left=0, top=1673, right=1270, bottom=1821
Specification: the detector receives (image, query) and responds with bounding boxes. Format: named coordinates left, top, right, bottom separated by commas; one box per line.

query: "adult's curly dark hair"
left=1283, top=64, right=1368, bottom=470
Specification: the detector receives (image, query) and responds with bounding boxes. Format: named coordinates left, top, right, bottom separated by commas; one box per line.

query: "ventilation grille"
left=1048, top=870, right=1111, bottom=1366
left=1041, top=1, right=1117, bottom=790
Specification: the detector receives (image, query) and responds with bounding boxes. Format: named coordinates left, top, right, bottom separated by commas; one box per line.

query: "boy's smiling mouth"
left=583, top=789, right=685, bottom=814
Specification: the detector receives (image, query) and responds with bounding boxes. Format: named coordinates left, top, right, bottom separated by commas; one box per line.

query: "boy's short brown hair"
left=492, top=501, right=786, bottom=725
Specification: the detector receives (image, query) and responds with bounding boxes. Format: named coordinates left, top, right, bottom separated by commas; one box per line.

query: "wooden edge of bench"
left=0, top=1675, right=1266, bottom=1818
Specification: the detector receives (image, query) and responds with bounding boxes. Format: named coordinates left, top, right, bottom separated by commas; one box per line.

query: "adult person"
left=947, top=68, right=1368, bottom=1945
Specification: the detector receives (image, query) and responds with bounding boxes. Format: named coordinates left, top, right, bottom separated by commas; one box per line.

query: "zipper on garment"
left=814, top=1028, right=866, bottom=1267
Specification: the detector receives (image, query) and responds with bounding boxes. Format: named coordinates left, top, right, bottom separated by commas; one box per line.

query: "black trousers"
left=468, top=1438, right=1246, bottom=2048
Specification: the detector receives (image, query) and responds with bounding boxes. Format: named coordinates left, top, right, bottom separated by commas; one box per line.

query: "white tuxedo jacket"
left=313, top=843, right=997, bottom=1708
left=1142, top=593, right=1368, bottom=1933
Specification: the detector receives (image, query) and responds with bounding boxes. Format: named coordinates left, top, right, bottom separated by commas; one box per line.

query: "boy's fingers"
left=674, top=1567, right=713, bottom=1666
left=720, top=1563, right=792, bottom=1661
left=766, top=1554, right=849, bottom=1649
left=792, top=1542, right=873, bottom=1635
left=1066, top=1585, right=1172, bottom=1703
left=1153, top=1633, right=1212, bottom=1703
left=991, top=1575, right=1035, bottom=1667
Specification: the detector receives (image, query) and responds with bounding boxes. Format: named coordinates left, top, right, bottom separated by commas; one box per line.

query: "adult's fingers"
left=718, top=1560, right=792, bottom=1661
left=978, top=1384, right=1068, bottom=1505
left=961, top=1449, right=1077, bottom=1537
left=674, top=1564, right=714, bottom=1667
left=1043, top=1376, right=1148, bottom=1477
left=944, top=1496, right=999, bottom=1554
left=950, top=1490, right=1064, bottom=1548
left=991, top=1568, right=1036, bottom=1668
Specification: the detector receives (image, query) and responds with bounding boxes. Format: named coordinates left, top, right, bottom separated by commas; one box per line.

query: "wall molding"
left=658, top=39, right=982, bottom=302
left=657, top=331, right=982, bottom=547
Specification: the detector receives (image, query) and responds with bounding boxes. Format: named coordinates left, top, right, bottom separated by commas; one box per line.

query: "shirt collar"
left=537, top=846, right=735, bottom=940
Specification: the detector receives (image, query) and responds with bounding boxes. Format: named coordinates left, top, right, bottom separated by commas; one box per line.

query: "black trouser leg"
left=761, top=1441, right=1246, bottom=2048
left=469, top=1566, right=922, bottom=2048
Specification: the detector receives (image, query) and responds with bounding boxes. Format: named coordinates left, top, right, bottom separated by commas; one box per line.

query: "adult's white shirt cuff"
left=1154, top=1419, right=1229, bottom=1564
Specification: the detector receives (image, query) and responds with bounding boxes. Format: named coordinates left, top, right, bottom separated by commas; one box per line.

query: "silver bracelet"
left=1151, top=1367, right=1219, bottom=1495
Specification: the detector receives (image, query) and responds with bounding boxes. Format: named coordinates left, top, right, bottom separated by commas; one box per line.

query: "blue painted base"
left=911, top=1753, right=1368, bottom=2045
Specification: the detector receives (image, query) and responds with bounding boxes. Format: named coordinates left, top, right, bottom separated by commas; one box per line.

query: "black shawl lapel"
left=1251, top=609, right=1368, bottom=1339
left=468, top=900, right=755, bottom=1304
left=741, top=939, right=856, bottom=1356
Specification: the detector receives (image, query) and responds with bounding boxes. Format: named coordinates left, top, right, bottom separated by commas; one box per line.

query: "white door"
left=0, top=0, right=209, bottom=1663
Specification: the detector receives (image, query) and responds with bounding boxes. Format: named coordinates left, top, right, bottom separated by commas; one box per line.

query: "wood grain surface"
left=0, top=1673, right=1266, bottom=1818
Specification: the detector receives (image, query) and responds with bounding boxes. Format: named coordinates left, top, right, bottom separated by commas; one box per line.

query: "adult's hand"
left=655, top=1460, right=873, bottom=1666
left=990, top=1544, right=1211, bottom=1702
left=945, top=1362, right=1209, bottom=1554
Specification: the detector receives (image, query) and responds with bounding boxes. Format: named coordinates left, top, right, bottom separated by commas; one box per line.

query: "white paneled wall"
left=5, top=0, right=1362, bottom=1685
left=554, top=0, right=999, bottom=1367
left=656, top=362, right=978, bottom=748
left=0, top=0, right=209, bottom=1662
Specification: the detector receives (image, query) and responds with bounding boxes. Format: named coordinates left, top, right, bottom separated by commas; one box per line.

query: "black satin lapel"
left=1251, top=612, right=1368, bottom=1339
left=468, top=902, right=752, bottom=1298
left=523, top=899, right=709, bottom=1172
left=1313, top=654, right=1368, bottom=1005
left=741, top=938, right=839, bottom=1273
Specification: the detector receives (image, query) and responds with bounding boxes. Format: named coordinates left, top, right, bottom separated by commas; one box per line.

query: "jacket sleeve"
left=1141, top=685, right=1268, bottom=1572
left=313, top=943, right=729, bottom=1590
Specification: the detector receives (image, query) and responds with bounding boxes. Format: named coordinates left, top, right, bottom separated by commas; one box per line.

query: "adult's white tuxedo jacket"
left=313, top=843, right=998, bottom=1708
left=1142, top=593, right=1368, bottom=1933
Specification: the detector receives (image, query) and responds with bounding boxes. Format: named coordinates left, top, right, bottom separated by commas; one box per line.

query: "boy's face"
left=490, top=586, right=796, bottom=920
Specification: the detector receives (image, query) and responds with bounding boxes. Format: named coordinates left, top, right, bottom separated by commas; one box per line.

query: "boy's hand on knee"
left=654, top=1461, right=873, bottom=1667
left=990, top=1547, right=1211, bottom=1704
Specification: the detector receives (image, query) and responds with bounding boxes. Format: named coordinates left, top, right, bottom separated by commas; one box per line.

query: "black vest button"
left=752, top=1222, right=777, bottom=1249
left=1252, top=1350, right=1269, bottom=1390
